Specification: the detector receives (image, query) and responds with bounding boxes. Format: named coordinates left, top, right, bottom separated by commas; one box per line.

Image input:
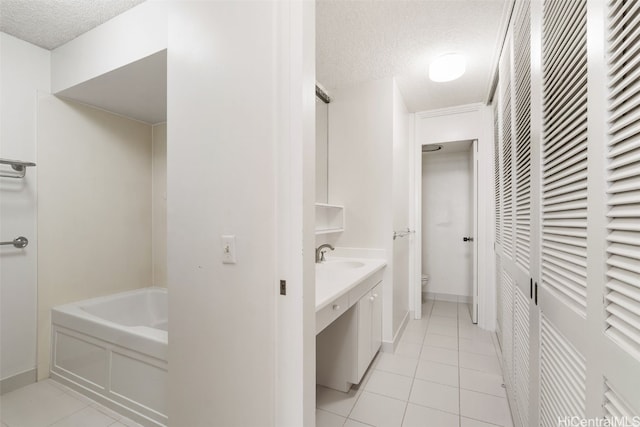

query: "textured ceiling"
left=1, top=0, right=508, bottom=115
left=317, top=0, right=511, bottom=112
left=0, top=0, right=146, bottom=50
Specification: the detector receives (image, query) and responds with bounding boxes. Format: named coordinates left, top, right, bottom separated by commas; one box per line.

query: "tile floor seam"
left=462, top=414, right=504, bottom=427
left=458, top=384, right=507, bottom=399
left=45, top=396, right=90, bottom=427
left=374, top=367, right=417, bottom=379
left=399, top=319, right=426, bottom=427
left=399, top=301, right=433, bottom=427
left=344, top=418, right=375, bottom=427
left=343, top=385, right=365, bottom=422
left=457, top=303, right=462, bottom=427
left=360, top=387, right=411, bottom=404
left=406, top=398, right=461, bottom=418
left=319, top=406, right=351, bottom=419
left=457, top=365, right=501, bottom=375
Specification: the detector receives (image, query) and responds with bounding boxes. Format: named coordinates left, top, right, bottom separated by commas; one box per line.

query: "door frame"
left=412, top=139, right=478, bottom=321
left=409, top=104, right=495, bottom=330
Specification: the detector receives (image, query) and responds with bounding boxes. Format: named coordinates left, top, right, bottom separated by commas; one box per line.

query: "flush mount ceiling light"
left=428, top=53, right=466, bottom=82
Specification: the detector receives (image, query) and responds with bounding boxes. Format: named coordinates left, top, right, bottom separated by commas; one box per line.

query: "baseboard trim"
left=1, top=368, right=36, bottom=395
left=50, top=373, right=164, bottom=427
left=382, top=310, right=410, bottom=353
left=424, top=291, right=472, bottom=304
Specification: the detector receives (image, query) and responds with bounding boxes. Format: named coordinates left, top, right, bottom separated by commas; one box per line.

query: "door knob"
left=463, top=236, right=474, bottom=242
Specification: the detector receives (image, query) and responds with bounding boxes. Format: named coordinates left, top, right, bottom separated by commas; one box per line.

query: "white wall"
left=328, top=78, right=393, bottom=249
left=152, top=123, right=167, bottom=287
left=414, top=104, right=495, bottom=330
left=167, top=2, right=286, bottom=425
left=422, top=149, right=472, bottom=298
left=392, top=82, right=411, bottom=334
left=36, top=95, right=152, bottom=379
left=325, top=77, right=412, bottom=345
left=0, top=33, right=50, bottom=388
left=327, top=78, right=394, bottom=344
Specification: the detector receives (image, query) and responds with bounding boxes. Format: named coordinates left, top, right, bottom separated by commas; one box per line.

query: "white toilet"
left=421, top=274, right=430, bottom=303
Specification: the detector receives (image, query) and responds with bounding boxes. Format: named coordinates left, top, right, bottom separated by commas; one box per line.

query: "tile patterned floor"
left=0, top=379, right=142, bottom=427
left=316, top=300, right=514, bottom=427
left=1, top=300, right=511, bottom=427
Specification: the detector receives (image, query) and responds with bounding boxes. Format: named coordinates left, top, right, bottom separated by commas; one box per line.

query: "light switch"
left=221, top=235, right=236, bottom=264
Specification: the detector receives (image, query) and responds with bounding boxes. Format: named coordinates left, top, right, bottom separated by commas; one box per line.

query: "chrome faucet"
left=315, top=244, right=335, bottom=263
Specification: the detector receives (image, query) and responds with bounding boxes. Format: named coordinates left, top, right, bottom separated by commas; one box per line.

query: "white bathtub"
left=50, top=287, right=168, bottom=427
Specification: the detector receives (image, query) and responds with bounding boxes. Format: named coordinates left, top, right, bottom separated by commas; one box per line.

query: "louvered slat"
left=502, top=270, right=515, bottom=389
left=606, top=0, right=640, bottom=360
left=604, top=380, right=640, bottom=420
left=494, top=98, right=502, bottom=244
left=542, top=0, right=588, bottom=317
left=514, top=0, right=532, bottom=273
left=501, top=44, right=514, bottom=259
left=513, top=286, right=530, bottom=427
left=540, top=315, right=586, bottom=426
left=496, top=257, right=503, bottom=341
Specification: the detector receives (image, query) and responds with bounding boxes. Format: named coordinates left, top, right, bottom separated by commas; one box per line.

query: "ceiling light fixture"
left=428, top=53, right=466, bottom=83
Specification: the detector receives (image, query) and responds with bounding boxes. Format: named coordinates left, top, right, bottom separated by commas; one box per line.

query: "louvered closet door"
left=494, top=94, right=504, bottom=345
left=500, top=38, right=514, bottom=264
left=513, top=0, right=533, bottom=282
left=510, top=2, right=535, bottom=425
left=494, top=2, right=536, bottom=426
left=540, top=0, right=588, bottom=424
left=539, top=314, right=586, bottom=425
left=501, top=268, right=515, bottom=392
left=495, top=36, right=516, bottom=399
left=603, top=0, right=640, bottom=415
left=495, top=98, right=502, bottom=253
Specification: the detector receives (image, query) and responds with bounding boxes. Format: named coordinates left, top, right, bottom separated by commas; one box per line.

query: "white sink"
left=315, top=257, right=387, bottom=313
left=319, top=260, right=366, bottom=270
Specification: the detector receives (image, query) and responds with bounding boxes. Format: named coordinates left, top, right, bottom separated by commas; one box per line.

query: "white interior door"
left=472, top=139, right=478, bottom=323
left=413, top=142, right=422, bottom=319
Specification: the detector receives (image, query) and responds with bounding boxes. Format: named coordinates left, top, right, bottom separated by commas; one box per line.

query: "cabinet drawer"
left=348, top=271, right=383, bottom=305
left=316, top=293, right=349, bottom=334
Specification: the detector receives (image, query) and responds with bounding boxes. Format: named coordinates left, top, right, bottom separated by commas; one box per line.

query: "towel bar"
left=0, top=236, right=29, bottom=248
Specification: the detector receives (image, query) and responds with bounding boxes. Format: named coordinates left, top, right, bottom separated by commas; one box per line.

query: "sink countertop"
left=315, top=257, right=387, bottom=311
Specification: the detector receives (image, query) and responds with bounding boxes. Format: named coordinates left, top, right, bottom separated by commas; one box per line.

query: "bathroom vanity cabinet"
left=315, top=264, right=384, bottom=392
left=355, top=283, right=382, bottom=382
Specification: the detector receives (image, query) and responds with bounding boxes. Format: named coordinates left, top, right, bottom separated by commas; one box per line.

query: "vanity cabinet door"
left=355, top=282, right=383, bottom=383
left=370, top=283, right=382, bottom=356
left=356, top=291, right=373, bottom=382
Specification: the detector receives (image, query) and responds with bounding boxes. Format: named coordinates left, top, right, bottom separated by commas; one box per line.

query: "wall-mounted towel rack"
left=393, top=228, right=415, bottom=240
left=0, top=236, right=29, bottom=248
left=0, top=158, right=37, bottom=178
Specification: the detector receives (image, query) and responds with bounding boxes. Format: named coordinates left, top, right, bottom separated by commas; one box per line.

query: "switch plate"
left=221, top=235, right=236, bottom=264
left=280, top=280, right=286, bottom=295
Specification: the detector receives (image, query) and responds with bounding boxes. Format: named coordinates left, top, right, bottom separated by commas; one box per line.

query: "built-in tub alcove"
left=39, top=45, right=169, bottom=427
left=56, top=49, right=167, bottom=125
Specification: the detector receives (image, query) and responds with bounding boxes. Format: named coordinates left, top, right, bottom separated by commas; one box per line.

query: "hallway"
left=316, top=300, right=513, bottom=427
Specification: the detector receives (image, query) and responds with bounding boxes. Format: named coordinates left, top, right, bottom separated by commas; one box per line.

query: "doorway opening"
left=416, top=139, right=478, bottom=323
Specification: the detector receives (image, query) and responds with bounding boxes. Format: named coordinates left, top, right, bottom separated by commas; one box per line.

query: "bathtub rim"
left=51, top=286, right=168, bottom=361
